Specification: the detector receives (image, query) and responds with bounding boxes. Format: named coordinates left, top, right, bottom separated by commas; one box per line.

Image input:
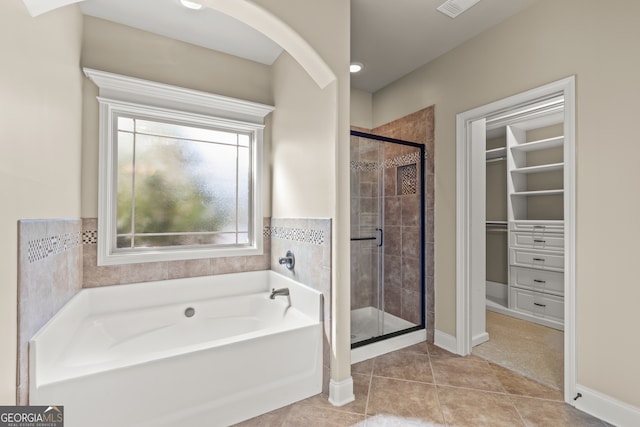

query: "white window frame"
left=84, top=68, right=274, bottom=266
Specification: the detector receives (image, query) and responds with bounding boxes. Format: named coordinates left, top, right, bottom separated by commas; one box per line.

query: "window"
left=85, top=68, right=273, bottom=265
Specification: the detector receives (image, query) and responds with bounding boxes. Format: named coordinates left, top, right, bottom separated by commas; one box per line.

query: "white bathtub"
left=29, top=270, right=323, bottom=427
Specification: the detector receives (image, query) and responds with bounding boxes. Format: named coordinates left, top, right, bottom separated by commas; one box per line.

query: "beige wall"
left=80, top=16, right=274, bottom=218
left=261, top=0, right=352, bottom=382
left=372, top=0, right=640, bottom=408
left=271, top=52, right=336, bottom=218
left=350, top=88, right=373, bottom=129
left=0, top=0, right=84, bottom=404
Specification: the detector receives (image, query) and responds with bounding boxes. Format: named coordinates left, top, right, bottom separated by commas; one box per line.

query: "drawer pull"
left=533, top=257, right=545, bottom=262
left=533, top=279, right=546, bottom=283
left=534, top=239, right=546, bottom=243
left=534, top=302, right=547, bottom=307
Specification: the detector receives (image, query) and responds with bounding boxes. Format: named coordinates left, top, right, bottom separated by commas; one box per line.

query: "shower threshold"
left=350, top=306, right=426, bottom=363
left=350, top=306, right=417, bottom=344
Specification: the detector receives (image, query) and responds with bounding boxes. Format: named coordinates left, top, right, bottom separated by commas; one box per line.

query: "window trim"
left=84, top=68, right=274, bottom=266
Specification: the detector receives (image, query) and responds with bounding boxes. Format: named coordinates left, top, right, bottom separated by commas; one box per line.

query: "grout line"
left=363, top=357, right=375, bottom=419
left=428, top=352, right=449, bottom=426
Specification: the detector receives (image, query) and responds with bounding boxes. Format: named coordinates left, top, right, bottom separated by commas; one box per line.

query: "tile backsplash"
left=81, top=218, right=272, bottom=287
left=17, top=219, right=83, bottom=405
left=269, top=217, right=332, bottom=394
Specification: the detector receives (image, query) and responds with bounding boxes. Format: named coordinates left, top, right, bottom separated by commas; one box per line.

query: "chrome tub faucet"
left=270, top=287, right=290, bottom=299
left=278, top=250, right=295, bottom=270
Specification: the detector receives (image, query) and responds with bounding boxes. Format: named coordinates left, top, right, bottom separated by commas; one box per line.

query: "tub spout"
left=270, top=288, right=290, bottom=299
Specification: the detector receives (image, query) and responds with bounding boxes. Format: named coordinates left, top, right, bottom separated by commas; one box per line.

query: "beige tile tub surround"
left=269, top=217, right=332, bottom=393
left=17, top=219, right=83, bottom=405
left=81, top=217, right=272, bottom=287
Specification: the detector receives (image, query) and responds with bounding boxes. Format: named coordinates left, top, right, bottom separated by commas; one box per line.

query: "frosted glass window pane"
left=117, top=131, right=134, bottom=235
left=118, top=117, right=134, bottom=132
left=237, top=146, right=250, bottom=228
left=113, top=112, right=256, bottom=252
left=135, top=119, right=238, bottom=145
left=238, top=134, right=250, bottom=147
left=132, top=134, right=238, bottom=234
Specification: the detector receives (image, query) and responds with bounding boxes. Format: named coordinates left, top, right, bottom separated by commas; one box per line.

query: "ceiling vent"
left=436, top=0, right=482, bottom=18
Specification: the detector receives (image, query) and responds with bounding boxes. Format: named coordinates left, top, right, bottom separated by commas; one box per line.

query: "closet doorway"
left=455, top=77, right=576, bottom=404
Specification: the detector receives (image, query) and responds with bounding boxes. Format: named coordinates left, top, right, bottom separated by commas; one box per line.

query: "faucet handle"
left=278, top=250, right=295, bottom=270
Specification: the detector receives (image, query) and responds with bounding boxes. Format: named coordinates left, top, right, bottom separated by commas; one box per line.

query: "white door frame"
left=455, top=76, right=576, bottom=404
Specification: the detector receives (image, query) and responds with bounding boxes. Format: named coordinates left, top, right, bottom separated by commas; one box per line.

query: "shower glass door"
left=350, top=131, right=425, bottom=348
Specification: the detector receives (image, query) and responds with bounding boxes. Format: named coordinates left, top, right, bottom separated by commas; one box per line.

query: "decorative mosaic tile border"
left=82, top=230, right=97, bottom=244
left=350, top=160, right=378, bottom=171
left=81, top=226, right=272, bottom=245
left=383, top=151, right=421, bottom=169
left=270, top=226, right=325, bottom=245
left=27, top=232, right=82, bottom=263
left=351, top=152, right=423, bottom=172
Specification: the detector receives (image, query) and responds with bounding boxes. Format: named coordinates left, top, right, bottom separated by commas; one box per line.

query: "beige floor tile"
left=366, top=376, right=444, bottom=424
left=282, top=404, right=364, bottom=427
left=437, top=385, right=525, bottom=427
left=489, top=362, right=563, bottom=401
left=232, top=405, right=291, bottom=426
left=426, top=342, right=462, bottom=359
left=431, top=355, right=505, bottom=392
left=352, top=358, right=375, bottom=375
left=398, top=342, right=430, bottom=355
left=511, top=396, right=607, bottom=427
left=373, top=351, right=434, bottom=383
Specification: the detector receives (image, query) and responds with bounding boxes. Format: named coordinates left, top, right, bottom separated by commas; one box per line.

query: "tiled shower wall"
left=16, top=219, right=83, bottom=405
left=382, top=145, right=423, bottom=325
left=350, top=137, right=380, bottom=311
left=350, top=138, right=423, bottom=325
left=352, top=105, right=435, bottom=342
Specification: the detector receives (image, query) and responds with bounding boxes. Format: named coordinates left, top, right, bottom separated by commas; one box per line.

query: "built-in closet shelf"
left=486, top=147, right=507, bottom=161
left=511, top=162, right=564, bottom=175
left=511, top=189, right=564, bottom=197
left=510, top=136, right=564, bottom=152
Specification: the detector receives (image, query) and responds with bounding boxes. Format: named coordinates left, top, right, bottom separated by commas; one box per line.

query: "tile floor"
left=235, top=342, right=610, bottom=427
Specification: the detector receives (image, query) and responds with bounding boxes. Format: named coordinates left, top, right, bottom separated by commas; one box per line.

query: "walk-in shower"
left=350, top=131, right=425, bottom=348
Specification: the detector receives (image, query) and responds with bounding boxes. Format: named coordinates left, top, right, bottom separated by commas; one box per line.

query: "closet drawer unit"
left=510, top=232, right=564, bottom=252
left=510, top=222, right=564, bottom=234
left=510, top=266, right=564, bottom=296
left=510, top=288, right=564, bottom=324
left=509, top=248, right=564, bottom=271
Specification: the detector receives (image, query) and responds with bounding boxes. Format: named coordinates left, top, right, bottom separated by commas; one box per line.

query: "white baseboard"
left=434, top=329, right=459, bottom=355
left=328, top=377, right=355, bottom=407
left=472, top=331, right=489, bottom=347
left=575, top=384, right=640, bottom=427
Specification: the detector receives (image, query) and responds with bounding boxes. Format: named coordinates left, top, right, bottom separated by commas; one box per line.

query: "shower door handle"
left=376, top=228, right=383, bottom=247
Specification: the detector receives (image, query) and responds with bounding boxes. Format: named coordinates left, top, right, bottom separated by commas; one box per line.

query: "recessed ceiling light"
left=350, top=62, right=364, bottom=73
left=180, top=0, right=203, bottom=10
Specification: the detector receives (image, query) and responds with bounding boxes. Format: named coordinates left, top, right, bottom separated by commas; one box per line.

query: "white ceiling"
left=80, top=0, right=538, bottom=93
